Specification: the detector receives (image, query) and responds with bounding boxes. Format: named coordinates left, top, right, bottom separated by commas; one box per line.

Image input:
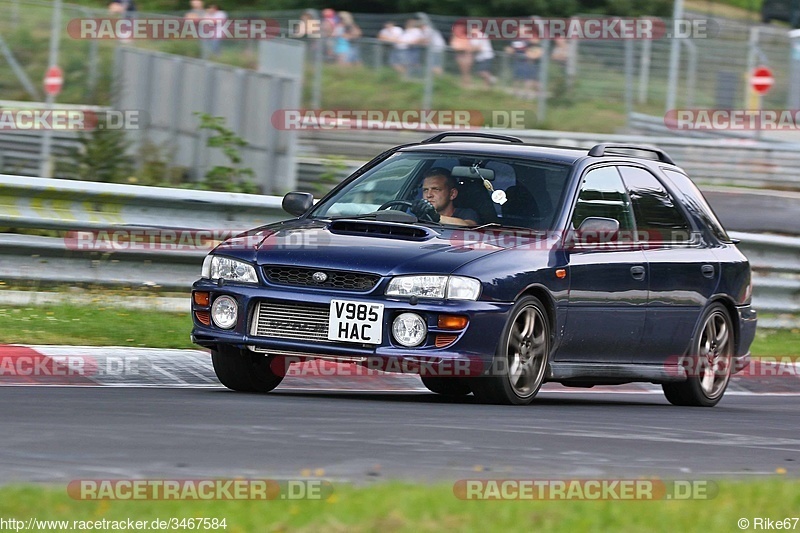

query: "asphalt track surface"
left=1, top=386, right=797, bottom=484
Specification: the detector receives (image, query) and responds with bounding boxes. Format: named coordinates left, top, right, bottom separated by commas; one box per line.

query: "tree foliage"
left=80, top=0, right=672, bottom=17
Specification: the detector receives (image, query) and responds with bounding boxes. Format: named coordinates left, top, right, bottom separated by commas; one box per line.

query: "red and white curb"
left=0, top=345, right=798, bottom=394
left=0, top=345, right=424, bottom=391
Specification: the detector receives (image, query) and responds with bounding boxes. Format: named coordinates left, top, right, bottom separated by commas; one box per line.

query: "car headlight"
left=201, top=255, right=258, bottom=284
left=446, top=276, right=482, bottom=300
left=385, top=275, right=481, bottom=301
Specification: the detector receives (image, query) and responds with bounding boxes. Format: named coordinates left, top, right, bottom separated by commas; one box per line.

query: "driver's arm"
left=439, top=214, right=477, bottom=226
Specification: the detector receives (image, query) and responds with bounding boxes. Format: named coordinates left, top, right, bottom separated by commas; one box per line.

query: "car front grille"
left=263, top=266, right=380, bottom=291
left=250, top=301, right=329, bottom=341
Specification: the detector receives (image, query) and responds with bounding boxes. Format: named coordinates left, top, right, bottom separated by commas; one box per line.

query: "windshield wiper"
left=326, top=210, right=419, bottom=224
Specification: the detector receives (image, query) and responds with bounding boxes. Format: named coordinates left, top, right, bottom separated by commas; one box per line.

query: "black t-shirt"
left=453, top=206, right=480, bottom=224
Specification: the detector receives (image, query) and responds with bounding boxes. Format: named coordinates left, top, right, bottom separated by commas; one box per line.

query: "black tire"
left=420, top=376, right=472, bottom=396
left=471, top=296, right=550, bottom=405
left=212, top=345, right=284, bottom=393
left=662, top=303, right=734, bottom=407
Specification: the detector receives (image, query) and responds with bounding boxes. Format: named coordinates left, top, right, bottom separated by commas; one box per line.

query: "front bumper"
left=190, top=280, right=512, bottom=375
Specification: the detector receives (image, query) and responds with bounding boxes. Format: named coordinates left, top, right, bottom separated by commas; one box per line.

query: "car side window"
left=661, top=168, right=731, bottom=243
left=572, top=166, right=636, bottom=239
left=618, top=166, right=692, bottom=244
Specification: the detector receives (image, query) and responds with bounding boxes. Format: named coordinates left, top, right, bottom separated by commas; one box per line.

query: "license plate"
left=327, top=299, right=384, bottom=345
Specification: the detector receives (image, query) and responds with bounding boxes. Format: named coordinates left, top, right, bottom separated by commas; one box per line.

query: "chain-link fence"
left=0, top=1, right=796, bottom=129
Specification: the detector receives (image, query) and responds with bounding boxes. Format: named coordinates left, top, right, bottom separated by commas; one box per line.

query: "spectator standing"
left=205, top=4, right=227, bottom=56
left=421, top=21, right=446, bottom=76
left=108, top=0, right=136, bottom=19
left=505, top=34, right=541, bottom=98
left=294, top=9, right=320, bottom=38
left=551, top=36, right=569, bottom=65
left=449, top=21, right=473, bottom=87
left=333, top=11, right=362, bottom=65
left=185, top=0, right=205, bottom=20
left=470, top=27, right=496, bottom=87
left=378, top=21, right=404, bottom=73
left=185, top=0, right=208, bottom=57
left=321, top=8, right=339, bottom=62
left=397, top=19, right=425, bottom=77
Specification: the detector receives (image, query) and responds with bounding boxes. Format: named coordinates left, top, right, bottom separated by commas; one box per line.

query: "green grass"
left=0, top=303, right=193, bottom=349
left=750, top=327, right=800, bottom=358
left=0, top=479, right=798, bottom=532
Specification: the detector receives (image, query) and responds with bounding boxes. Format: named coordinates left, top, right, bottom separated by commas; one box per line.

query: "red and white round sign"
left=751, top=66, right=774, bottom=95
left=43, top=66, right=63, bottom=96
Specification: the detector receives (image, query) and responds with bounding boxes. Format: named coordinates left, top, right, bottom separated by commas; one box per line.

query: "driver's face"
left=422, top=175, right=456, bottom=212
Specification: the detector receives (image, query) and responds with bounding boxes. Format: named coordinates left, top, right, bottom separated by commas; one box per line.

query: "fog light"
left=392, top=313, right=427, bottom=347
left=211, top=295, right=238, bottom=329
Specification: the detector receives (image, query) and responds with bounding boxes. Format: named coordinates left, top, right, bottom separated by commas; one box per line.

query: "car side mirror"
left=282, top=192, right=314, bottom=217
left=566, top=217, right=621, bottom=248
left=578, top=217, right=620, bottom=235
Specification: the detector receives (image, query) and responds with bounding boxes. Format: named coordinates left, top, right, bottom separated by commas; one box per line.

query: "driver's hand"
left=411, top=199, right=441, bottom=222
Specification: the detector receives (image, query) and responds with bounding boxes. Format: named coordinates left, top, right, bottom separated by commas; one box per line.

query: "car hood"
left=212, top=218, right=549, bottom=277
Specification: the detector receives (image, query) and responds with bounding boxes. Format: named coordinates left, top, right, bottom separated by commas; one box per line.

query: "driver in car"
left=411, top=168, right=480, bottom=226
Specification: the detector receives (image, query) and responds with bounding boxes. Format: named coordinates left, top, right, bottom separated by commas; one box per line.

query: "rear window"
left=660, top=169, right=732, bottom=243
left=618, top=166, right=692, bottom=243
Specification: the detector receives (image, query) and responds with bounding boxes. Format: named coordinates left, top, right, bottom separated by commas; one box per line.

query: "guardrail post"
left=537, top=39, right=550, bottom=124
left=680, top=39, right=697, bottom=108
left=624, top=39, right=634, bottom=128
left=666, top=2, right=684, bottom=113
left=39, top=0, right=63, bottom=179
left=310, top=9, right=323, bottom=110
left=638, top=38, right=651, bottom=104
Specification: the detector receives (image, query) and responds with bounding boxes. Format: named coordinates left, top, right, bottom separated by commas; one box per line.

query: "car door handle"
left=701, top=264, right=715, bottom=278
left=630, top=265, right=646, bottom=281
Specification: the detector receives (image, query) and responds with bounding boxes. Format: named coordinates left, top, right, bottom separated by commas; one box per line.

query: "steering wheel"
left=378, top=200, right=413, bottom=210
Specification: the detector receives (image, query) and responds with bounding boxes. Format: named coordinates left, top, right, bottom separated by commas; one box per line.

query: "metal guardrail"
left=729, top=231, right=800, bottom=315
left=297, top=128, right=800, bottom=190
left=0, top=174, right=285, bottom=232
left=0, top=177, right=797, bottom=320
left=4, top=122, right=800, bottom=192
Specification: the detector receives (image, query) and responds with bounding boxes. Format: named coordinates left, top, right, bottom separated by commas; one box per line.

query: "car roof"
left=398, top=141, right=587, bottom=165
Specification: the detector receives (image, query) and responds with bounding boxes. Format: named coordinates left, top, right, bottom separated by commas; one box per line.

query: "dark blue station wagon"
left=191, top=132, right=757, bottom=406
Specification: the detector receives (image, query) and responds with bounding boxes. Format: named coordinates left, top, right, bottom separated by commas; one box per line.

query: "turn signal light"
left=193, top=291, right=210, bottom=306
left=438, top=315, right=468, bottom=330
left=194, top=311, right=211, bottom=326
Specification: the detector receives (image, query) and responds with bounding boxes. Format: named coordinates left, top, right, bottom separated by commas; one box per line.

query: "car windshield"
left=308, top=152, right=573, bottom=230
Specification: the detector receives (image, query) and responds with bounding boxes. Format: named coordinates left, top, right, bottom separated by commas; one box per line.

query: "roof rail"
left=421, top=131, right=524, bottom=144
left=587, top=143, right=675, bottom=165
